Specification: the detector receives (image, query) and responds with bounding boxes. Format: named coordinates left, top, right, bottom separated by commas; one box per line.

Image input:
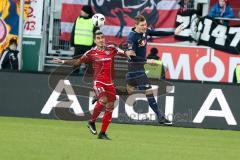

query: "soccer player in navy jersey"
left=126, top=14, right=179, bottom=125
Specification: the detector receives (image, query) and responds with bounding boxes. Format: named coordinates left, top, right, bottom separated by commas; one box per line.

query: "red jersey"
left=80, top=45, right=124, bottom=85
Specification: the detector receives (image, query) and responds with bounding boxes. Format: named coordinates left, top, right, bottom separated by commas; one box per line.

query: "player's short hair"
left=134, top=15, right=146, bottom=25
left=93, top=30, right=103, bottom=39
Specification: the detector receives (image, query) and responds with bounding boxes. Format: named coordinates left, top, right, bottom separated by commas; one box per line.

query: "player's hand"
left=125, top=50, right=136, bottom=56
left=52, top=58, right=64, bottom=64
left=175, top=25, right=183, bottom=35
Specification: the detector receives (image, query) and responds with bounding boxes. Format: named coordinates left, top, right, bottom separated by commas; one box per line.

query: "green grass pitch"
left=0, top=116, right=239, bottom=160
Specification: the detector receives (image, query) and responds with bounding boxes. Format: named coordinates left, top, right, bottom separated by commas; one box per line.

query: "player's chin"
left=99, top=44, right=105, bottom=48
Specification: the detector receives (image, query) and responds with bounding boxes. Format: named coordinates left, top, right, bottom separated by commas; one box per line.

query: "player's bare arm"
left=175, top=25, right=183, bottom=35
left=52, top=58, right=82, bottom=67
left=116, top=48, right=136, bottom=59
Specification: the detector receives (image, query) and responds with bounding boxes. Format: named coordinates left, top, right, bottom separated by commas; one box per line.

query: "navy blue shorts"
left=126, top=72, right=151, bottom=90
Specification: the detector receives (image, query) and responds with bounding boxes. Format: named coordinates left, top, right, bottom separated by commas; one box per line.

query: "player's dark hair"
left=134, top=15, right=146, bottom=25
left=93, top=30, right=103, bottom=39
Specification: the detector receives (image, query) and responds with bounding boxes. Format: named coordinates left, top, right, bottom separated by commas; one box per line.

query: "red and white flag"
left=60, top=0, right=180, bottom=44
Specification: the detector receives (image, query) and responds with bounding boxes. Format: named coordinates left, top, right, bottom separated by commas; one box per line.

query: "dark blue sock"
left=146, top=94, right=162, bottom=119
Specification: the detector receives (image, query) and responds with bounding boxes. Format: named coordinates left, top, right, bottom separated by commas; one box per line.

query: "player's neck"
left=97, top=46, right=105, bottom=50
left=135, top=28, right=145, bottom=34
left=135, top=28, right=141, bottom=33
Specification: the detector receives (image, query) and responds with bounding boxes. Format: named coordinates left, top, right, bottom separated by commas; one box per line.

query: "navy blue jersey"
left=126, top=28, right=173, bottom=72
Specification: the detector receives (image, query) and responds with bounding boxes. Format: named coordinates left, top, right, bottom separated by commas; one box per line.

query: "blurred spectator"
left=233, top=64, right=240, bottom=83
left=179, top=0, right=194, bottom=13
left=0, top=38, right=19, bottom=70
left=70, top=5, right=96, bottom=74
left=208, top=0, right=235, bottom=25
left=146, top=47, right=166, bottom=79
left=147, top=47, right=159, bottom=60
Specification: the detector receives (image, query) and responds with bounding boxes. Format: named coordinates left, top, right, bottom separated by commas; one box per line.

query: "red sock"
left=91, top=102, right=104, bottom=122
left=101, top=111, right=113, bottom=133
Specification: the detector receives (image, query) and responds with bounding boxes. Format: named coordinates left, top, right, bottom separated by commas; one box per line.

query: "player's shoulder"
left=128, top=29, right=136, bottom=37
left=146, top=28, right=153, bottom=34
left=127, top=29, right=138, bottom=40
left=82, top=47, right=96, bottom=56
left=106, top=44, right=117, bottom=51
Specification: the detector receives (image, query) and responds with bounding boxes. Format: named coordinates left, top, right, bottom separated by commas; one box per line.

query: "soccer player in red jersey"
left=53, top=30, right=132, bottom=140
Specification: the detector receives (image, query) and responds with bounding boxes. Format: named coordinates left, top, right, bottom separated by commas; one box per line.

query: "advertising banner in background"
left=60, top=0, right=179, bottom=44
left=176, top=11, right=240, bottom=54
left=0, top=71, right=240, bottom=130
left=197, top=17, right=240, bottom=54
left=23, top=0, right=44, bottom=37
left=147, top=43, right=240, bottom=83
left=22, top=0, right=44, bottom=71
left=0, top=0, right=31, bottom=54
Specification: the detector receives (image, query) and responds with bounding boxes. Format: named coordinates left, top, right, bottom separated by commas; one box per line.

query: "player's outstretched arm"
left=148, top=27, right=183, bottom=37
left=116, top=48, right=125, bottom=56
left=147, top=29, right=174, bottom=37
left=116, top=48, right=135, bottom=56
left=52, top=58, right=81, bottom=67
left=115, top=47, right=136, bottom=60
left=175, top=25, right=183, bottom=35
left=52, top=58, right=64, bottom=64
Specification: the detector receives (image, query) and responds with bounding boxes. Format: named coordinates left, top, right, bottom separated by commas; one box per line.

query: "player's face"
left=94, top=34, right=105, bottom=48
left=135, top=20, right=147, bottom=33
left=219, top=0, right=226, bottom=7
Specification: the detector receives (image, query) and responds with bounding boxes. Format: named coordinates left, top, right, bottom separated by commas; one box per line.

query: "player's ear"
left=93, top=38, right=97, bottom=44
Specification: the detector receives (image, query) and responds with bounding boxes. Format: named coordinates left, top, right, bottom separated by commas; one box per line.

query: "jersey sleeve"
left=126, top=33, right=136, bottom=51
left=106, top=45, right=123, bottom=57
left=146, top=28, right=174, bottom=36
left=79, top=50, right=92, bottom=63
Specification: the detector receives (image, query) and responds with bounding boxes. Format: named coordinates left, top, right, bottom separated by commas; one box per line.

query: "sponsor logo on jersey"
left=138, top=39, right=146, bottom=47
left=105, top=50, right=111, bottom=55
